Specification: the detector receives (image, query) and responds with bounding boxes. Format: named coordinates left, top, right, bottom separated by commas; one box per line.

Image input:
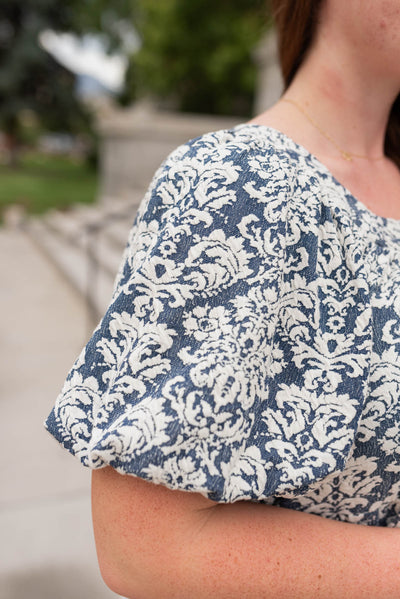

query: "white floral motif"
left=56, top=371, right=99, bottom=459
left=91, top=397, right=173, bottom=463
left=281, top=456, right=380, bottom=523
left=262, top=383, right=359, bottom=490
left=223, top=446, right=272, bottom=502
left=182, top=304, right=233, bottom=342
left=292, top=330, right=369, bottom=385
left=379, top=421, right=400, bottom=454
left=358, top=346, right=400, bottom=442
left=143, top=455, right=209, bottom=492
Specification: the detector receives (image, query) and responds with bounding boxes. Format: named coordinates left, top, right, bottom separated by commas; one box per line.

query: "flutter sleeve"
left=45, top=129, right=372, bottom=503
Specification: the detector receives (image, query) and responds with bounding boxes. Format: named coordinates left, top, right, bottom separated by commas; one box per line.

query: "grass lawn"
left=0, top=151, right=98, bottom=221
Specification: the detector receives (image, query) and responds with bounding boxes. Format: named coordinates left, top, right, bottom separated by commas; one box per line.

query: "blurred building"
left=97, top=31, right=283, bottom=205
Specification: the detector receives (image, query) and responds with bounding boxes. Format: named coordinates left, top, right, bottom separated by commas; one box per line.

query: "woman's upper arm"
left=92, top=467, right=400, bottom=599
left=91, top=467, right=216, bottom=599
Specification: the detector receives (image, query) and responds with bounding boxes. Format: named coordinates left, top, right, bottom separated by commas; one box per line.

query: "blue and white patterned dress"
left=45, top=124, right=400, bottom=527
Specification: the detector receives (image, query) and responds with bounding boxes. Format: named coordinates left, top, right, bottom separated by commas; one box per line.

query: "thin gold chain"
left=281, top=98, right=385, bottom=162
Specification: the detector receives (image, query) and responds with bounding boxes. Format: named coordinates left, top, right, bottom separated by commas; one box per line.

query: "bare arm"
left=92, top=467, right=400, bottom=599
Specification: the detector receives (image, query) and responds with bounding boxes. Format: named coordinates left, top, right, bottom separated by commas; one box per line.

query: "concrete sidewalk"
left=0, top=226, right=118, bottom=599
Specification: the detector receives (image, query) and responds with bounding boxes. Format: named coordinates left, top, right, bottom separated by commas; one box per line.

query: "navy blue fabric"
left=45, top=125, right=400, bottom=525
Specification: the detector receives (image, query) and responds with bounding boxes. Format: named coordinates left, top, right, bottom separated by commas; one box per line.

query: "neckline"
left=236, top=122, right=400, bottom=227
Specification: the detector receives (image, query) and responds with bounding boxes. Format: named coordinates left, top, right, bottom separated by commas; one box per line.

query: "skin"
left=92, top=2, right=400, bottom=597
left=92, top=468, right=400, bottom=599
left=251, top=0, right=400, bottom=219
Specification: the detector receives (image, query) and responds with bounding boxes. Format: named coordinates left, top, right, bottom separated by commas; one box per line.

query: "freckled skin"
left=93, top=468, right=400, bottom=598
left=321, top=0, right=400, bottom=77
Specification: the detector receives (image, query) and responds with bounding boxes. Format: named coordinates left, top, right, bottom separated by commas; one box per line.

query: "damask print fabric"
left=45, top=125, right=400, bottom=526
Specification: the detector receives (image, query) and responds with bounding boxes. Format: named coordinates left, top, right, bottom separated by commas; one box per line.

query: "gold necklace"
left=281, top=98, right=385, bottom=162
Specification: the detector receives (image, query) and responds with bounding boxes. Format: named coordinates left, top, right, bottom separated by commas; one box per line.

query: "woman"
left=46, top=0, right=400, bottom=597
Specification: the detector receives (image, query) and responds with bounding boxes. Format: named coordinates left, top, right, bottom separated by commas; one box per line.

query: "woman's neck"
left=281, top=17, right=399, bottom=161
left=285, top=63, right=393, bottom=161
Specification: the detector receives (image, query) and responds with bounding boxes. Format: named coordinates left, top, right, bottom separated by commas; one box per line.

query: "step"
left=25, top=197, right=145, bottom=323
left=75, top=192, right=144, bottom=223
left=102, top=218, right=134, bottom=252
left=44, top=210, right=126, bottom=279
left=27, top=218, right=115, bottom=321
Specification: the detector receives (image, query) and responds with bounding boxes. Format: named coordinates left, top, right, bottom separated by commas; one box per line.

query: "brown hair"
left=271, top=0, right=400, bottom=169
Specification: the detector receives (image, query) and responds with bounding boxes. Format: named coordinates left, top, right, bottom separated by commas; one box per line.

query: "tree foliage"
left=0, top=0, right=124, bottom=163
left=0, top=0, right=270, bottom=165
left=127, top=0, right=269, bottom=116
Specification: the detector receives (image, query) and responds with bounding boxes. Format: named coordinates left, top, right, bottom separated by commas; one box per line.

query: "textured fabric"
left=45, top=124, right=400, bottom=525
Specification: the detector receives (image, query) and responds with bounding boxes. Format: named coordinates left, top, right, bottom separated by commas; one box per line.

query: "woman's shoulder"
left=140, top=123, right=315, bottom=231
left=157, top=123, right=341, bottom=213
left=159, top=123, right=300, bottom=183
left=130, top=122, right=354, bottom=282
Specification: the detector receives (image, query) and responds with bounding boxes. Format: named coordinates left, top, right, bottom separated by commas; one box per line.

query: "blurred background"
left=0, top=1, right=282, bottom=597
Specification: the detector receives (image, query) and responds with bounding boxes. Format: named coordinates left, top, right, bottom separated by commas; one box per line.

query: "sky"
left=39, top=30, right=131, bottom=93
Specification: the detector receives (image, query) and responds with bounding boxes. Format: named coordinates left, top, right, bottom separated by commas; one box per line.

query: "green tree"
left=126, top=0, right=269, bottom=116
left=0, top=0, right=131, bottom=165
